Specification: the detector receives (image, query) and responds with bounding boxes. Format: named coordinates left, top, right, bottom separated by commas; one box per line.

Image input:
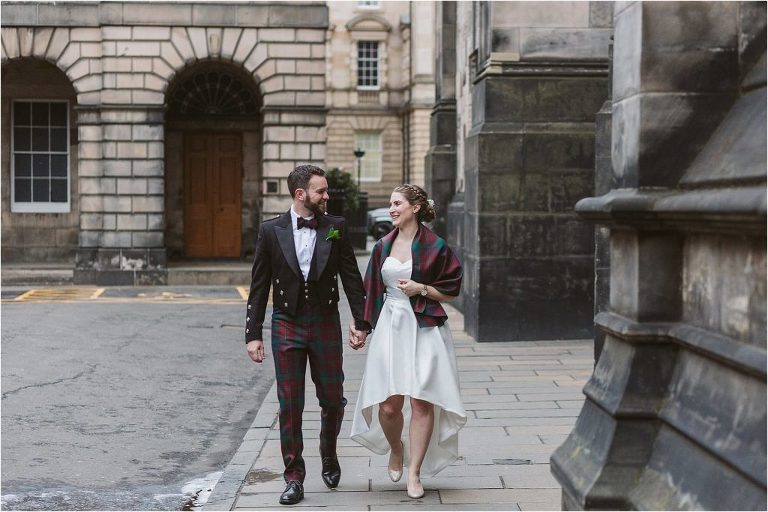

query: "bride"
left=348, top=184, right=466, bottom=499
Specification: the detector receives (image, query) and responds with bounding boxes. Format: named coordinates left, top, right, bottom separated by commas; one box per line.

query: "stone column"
left=552, top=2, right=766, bottom=509
left=458, top=1, right=612, bottom=342
left=74, top=106, right=167, bottom=285
left=592, top=43, right=613, bottom=363
left=425, top=1, right=457, bottom=239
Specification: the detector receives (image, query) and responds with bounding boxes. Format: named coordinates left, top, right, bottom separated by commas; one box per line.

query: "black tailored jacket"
left=245, top=211, right=370, bottom=343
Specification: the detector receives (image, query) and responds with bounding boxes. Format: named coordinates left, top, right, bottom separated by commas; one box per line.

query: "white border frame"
left=356, top=41, right=381, bottom=91
left=11, top=99, right=71, bottom=213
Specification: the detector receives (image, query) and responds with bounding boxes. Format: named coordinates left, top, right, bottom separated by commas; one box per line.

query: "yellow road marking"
left=3, top=287, right=263, bottom=305
left=13, top=288, right=101, bottom=301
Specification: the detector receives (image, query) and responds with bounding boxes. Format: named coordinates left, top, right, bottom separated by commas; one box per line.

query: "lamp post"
left=353, top=147, right=365, bottom=187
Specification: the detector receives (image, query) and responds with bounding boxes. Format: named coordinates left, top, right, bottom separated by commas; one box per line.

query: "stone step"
left=167, top=262, right=251, bottom=286
left=1, top=266, right=74, bottom=286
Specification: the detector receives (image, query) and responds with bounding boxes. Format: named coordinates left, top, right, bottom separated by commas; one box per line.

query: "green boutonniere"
left=325, top=227, right=341, bottom=241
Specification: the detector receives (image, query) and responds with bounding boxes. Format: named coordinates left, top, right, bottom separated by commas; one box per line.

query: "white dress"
left=350, top=256, right=467, bottom=477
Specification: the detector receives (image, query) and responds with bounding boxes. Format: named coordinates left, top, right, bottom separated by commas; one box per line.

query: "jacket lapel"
left=274, top=212, right=303, bottom=279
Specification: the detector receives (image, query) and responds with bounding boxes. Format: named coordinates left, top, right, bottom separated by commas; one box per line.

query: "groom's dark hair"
left=288, top=165, right=326, bottom=198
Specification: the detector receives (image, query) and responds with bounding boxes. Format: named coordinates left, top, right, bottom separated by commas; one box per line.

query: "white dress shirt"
left=290, top=207, right=317, bottom=282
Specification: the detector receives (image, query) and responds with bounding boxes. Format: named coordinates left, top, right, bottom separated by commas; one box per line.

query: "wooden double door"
left=184, top=133, right=242, bottom=258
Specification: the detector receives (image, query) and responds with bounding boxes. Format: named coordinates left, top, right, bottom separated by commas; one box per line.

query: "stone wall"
left=425, top=2, right=458, bottom=239
left=1, top=59, right=80, bottom=262
left=325, top=1, right=435, bottom=207
left=1, top=2, right=328, bottom=283
left=552, top=2, right=767, bottom=509
left=443, top=1, right=611, bottom=341
left=325, top=113, right=402, bottom=207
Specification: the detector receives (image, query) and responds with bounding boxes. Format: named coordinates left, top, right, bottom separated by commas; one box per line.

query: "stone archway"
left=164, top=61, right=262, bottom=260
left=0, top=57, right=79, bottom=263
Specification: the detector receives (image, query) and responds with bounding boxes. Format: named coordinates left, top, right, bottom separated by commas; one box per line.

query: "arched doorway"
left=164, top=61, right=262, bottom=260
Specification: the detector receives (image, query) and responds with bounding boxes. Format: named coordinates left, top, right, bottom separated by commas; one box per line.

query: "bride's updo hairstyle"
left=393, top=184, right=436, bottom=224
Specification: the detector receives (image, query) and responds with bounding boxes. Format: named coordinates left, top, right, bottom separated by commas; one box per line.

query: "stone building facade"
left=426, top=1, right=765, bottom=509
left=425, top=1, right=613, bottom=341
left=551, top=2, right=767, bottom=509
left=324, top=0, right=434, bottom=207
left=1, top=1, right=433, bottom=283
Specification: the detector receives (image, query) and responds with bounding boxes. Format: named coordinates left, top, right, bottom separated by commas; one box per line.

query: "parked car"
left=367, top=207, right=393, bottom=240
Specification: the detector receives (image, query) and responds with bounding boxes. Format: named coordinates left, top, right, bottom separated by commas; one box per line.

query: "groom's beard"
left=304, top=197, right=326, bottom=217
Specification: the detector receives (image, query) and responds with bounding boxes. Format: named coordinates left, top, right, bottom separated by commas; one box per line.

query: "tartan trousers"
left=271, top=302, right=346, bottom=483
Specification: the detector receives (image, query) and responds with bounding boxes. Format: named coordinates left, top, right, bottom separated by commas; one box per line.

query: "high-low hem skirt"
left=350, top=297, right=467, bottom=477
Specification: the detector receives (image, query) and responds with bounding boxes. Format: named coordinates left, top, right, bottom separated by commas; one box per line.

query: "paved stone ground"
left=204, top=304, right=593, bottom=511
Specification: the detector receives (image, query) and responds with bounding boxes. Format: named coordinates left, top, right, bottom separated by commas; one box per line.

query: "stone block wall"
left=325, top=113, right=403, bottom=208
left=325, top=1, right=436, bottom=207
left=1, top=2, right=329, bottom=283
left=552, top=2, right=767, bottom=509
left=446, top=1, right=611, bottom=342
left=1, top=58, right=80, bottom=262
left=424, top=2, right=457, bottom=239
left=406, top=107, right=430, bottom=188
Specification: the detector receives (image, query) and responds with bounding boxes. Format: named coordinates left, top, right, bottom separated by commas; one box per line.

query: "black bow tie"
left=297, top=217, right=318, bottom=230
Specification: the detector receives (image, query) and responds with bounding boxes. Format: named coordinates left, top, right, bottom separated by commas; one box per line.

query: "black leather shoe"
left=321, top=456, right=341, bottom=489
left=279, top=480, right=304, bottom=505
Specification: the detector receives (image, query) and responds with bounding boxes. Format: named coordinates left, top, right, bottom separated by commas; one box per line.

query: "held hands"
left=397, top=279, right=425, bottom=297
left=348, top=320, right=368, bottom=350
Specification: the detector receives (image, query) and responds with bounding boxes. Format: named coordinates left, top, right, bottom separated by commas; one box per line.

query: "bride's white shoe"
left=388, top=441, right=404, bottom=482
left=388, top=468, right=403, bottom=483
left=407, top=479, right=424, bottom=499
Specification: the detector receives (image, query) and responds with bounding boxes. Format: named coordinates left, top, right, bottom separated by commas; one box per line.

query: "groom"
left=245, top=165, right=370, bottom=505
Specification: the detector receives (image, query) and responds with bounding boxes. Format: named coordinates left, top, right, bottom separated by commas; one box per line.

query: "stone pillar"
left=74, top=106, right=167, bottom=285
left=457, top=1, right=612, bottom=342
left=592, top=44, right=613, bottom=363
left=425, top=1, right=457, bottom=238
left=552, top=2, right=767, bottom=509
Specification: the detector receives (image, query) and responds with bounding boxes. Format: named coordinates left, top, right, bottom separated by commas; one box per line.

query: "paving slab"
left=204, top=302, right=593, bottom=510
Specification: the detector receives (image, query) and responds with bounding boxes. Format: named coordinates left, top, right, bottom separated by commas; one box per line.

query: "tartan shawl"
left=363, top=223, right=463, bottom=329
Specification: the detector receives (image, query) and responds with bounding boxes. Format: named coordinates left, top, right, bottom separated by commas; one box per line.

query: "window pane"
left=51, top=128, right=67, bottom=152
left=51, top=155, right=67, bottom=177
left=33, top=154, right=49, bottom=177
left=15, top=154, right=31, bottom=177
left=15, top=178, right=31, bottom=202
left=357, top=42, right=378, bottom=88
left=32, top=103, right=48, bottom=125
left=14, top=127, right=30, bottom=151
left=51, top=178, right=68, bottom=202
left=32, top=127, right=49, bottom=151
left=13, top=101, right=69, bottom=208
left=14, top=102, right=30, bottom=126
left=355, top=132, right=382, bottom=181
left=50, top=103, right=67, bottom=126
left=33, top=178, right=50, bottom=202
